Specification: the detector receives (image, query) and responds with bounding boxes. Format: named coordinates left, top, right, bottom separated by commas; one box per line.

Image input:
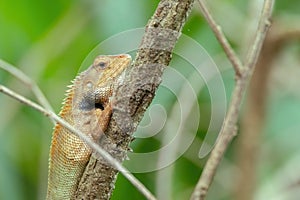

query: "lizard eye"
left=95, top=61, right=107, bottom=69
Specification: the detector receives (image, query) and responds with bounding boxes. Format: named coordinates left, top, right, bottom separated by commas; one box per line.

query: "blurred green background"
left=0, top=0, right=300, bottom=199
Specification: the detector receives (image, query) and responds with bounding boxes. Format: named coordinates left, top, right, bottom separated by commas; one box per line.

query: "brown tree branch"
left=234, top=24, right=300, bottom=200
left=234, top=31, right=277, bottom=200
left=75, top=0, right=195, bottom=199
left=190, top=0, right=274, bottom=199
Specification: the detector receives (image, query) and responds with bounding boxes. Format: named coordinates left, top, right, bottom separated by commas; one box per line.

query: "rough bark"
left=74, top=0, right=195, bottom=199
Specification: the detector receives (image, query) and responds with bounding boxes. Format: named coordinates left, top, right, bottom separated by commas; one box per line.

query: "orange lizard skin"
left=46, top=54, right=131, bottom=199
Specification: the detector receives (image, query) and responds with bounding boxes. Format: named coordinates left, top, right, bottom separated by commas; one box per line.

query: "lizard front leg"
left=92, top=102, right=113, bottom=142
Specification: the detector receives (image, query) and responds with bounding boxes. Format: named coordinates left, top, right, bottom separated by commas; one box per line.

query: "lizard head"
left=92, top=54, right=131, bottom=86
left=75, top=54, right=131, bottom=112
left=93, top=54, right=131, bottom=108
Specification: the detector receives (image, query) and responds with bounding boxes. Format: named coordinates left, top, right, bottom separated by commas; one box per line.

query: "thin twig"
left=0, top=3, right=91, bottom=128
left=244, top=0, right=273, bottom=71
left=190, top=0, right=274, bottom=199
left=197, top=0, right=244, bottom=76
left=0, top=85, right=157, bottom=200
left=0, top=59, right=54, bottom=114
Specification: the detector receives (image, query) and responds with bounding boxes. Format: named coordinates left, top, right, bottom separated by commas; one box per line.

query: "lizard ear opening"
left=95, top=102, right=104, bottom=111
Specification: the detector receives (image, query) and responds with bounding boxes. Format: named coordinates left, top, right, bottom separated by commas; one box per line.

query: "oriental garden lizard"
left=46, top=54, right=131, bottom=199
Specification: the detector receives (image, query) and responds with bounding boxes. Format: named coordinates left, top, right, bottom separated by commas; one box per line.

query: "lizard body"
left=46, top=54, right=131, bottom=199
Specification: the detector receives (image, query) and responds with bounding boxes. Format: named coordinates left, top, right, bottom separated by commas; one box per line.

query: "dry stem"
left=0, top=59, right=54, bottom=114
left=190, top=0, right=274, bottom=199
left=234, top=24, right=300, bottom=200
left=196, top=0, right=244, bottom=76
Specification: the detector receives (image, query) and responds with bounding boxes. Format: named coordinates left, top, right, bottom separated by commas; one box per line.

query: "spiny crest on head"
left=59, top=73, right=84, bottom=116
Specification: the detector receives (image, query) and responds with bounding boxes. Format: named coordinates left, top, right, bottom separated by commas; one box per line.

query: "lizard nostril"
left=95, top=102, right=104, bottom=110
